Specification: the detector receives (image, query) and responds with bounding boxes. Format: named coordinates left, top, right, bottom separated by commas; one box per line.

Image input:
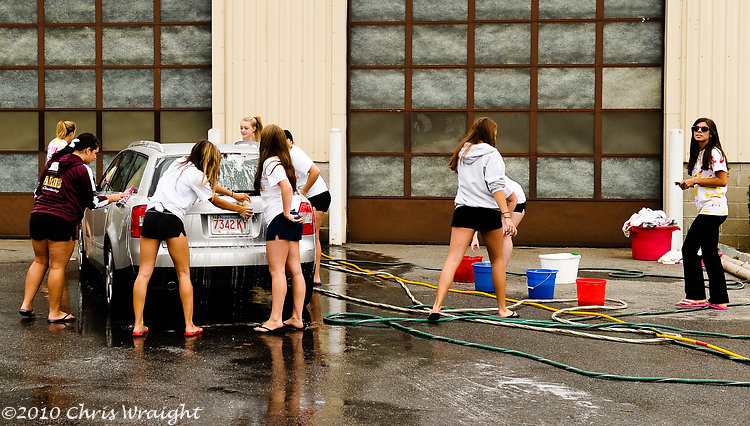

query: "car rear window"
left=149, top=153, right=260, bottom=197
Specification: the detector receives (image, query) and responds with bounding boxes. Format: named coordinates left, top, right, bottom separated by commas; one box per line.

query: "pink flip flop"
left=675, top=299, right=709, bottom=308
left=708, top=304, right=728, bottom=310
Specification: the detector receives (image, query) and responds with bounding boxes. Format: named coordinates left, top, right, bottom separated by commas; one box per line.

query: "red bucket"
left=455, top=256, right=483, bottom=283
left=630, top=225, right=679, bottom=261
left=576, top=278, right=607, bottom=306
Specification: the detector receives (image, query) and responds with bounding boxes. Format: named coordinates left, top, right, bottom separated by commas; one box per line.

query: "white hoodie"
left=454, top=142, right=506, bottom=210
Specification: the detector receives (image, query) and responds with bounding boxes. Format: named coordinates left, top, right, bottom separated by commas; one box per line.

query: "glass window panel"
left=102, top=112, right=155, bottom=151
left=351, top=25, right=405, bottom=66
left=102, top=0, right=153, bottom=22
left=411, top=112, right=467, bottom=153
left=0, top=112, right=38, bottom=150
left=412, top=69, right=466, bottom=109
left=160, top=111, right=211, bottom=143
left=160, top=68, right=211, bottom=108
left=45, top=111, right=96, bottom=142
left=604, top=0, right=664, bottom=18
left=350, top=70, right=405, bottom=109
left=411, top=156, right=456, bottom=197
left=0, top=1, right=37, bottom=23
left=538, top=23, right=595, bottom=64
left=475, top=24, right=530, bottom=65
left=474, top=68, right=530, bottom=109
left=103, top=69, right=154, bottom=108
left=0, top=154, right=38, bottom=192
left=161, top=0, right=210, bottom=22
left=0, top=70, right=37, bottom=108
left=413, top=0, right=467, bottom=21
left=45, top=69, right=96, bottom=108
left=351, top=0, right=405, bottom=21
left=539, top=0, right=596, bottom=19
left=602, top=68, right=662, bottom=109
left=44, top=0, right=95, bottom=23
left=44, top=27, right=96, bottom=65
left=349, top=156, right=404, bottom=196
left=602, top=157, right=661, bottom=199
left=504, top=157, right=530, bottom=196
left=0, top=28, right=37, bottom=66
left=102, top=152, right=119, bottom=172
left=483, top=112, right=529, bottom=153
left=412, top=25, right=466, bottom=65
left=537, top=112, right=594, bottom=154
left=538, top=68, right=595, bottom=109
left=161, top=26, right=211, bottom=65
left=475, top=0, right=531, bottom=20
left=603, top=22, right=664, bottom=64
left=103, top=27, right=154, bottom=65
left=602, top=112, right=662, bottom=154
left=350, top=113, right=404, bottom=152
left=537, top=157, right=594, bottom=198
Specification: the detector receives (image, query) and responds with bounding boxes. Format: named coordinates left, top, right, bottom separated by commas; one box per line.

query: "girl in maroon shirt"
left=20, top=133, right=125, bottom=323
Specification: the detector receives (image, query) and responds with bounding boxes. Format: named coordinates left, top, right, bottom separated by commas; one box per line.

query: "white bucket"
left=539, top=253, right=582, bottom=284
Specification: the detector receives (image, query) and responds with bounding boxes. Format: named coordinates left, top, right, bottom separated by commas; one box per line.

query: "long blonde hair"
left=183, top=139, right=221, bottom=192
left=56, top=120, right=76, bottom=139
left=242, top=116, right=263, bottom=142
left=447, top=117, right=498, bottom=172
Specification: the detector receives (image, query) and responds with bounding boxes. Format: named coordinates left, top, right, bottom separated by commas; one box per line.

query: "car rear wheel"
left=105, top=246, right=132, bottom=315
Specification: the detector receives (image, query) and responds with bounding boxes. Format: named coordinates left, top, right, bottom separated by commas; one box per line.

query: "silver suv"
left=78, top=141, right=316, bottom=314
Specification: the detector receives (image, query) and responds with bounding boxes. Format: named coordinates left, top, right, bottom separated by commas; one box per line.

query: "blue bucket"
left=471, top=262, right=494, bottom=292
left=526, top=268, right=558, bottom=299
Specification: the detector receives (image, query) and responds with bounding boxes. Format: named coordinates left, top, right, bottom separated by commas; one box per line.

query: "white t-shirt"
left=290, top=145, right=328, bottom=198
left=148, top=158, right=214, bottom=220
left=234, top=140, right=260, bottom=149
left=692, top=147, right=728, bottom=216
left=260, top=156, right=290, bottom=224
left=46, top=137, right=68, bottom=162
left=503, top=177, right=526, bottom=204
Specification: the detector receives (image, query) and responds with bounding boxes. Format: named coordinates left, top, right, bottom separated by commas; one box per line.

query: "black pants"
left=681, top=214, right=728, bottom=304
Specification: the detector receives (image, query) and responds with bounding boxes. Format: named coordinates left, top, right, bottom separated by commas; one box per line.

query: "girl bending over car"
left=131, top=139, right=251, bottom=338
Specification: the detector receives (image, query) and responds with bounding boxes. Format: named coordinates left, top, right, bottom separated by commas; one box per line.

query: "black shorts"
left=307, top=191, right=331, bottom=213
left=266, top=214, right=303, bottom=241
left=514, top=202, right=526, bottom=213
left=140, top=209, right=186, bottom=240
left=29, top=212, right=77, bottom=242
left=451, top=206, right=503, bottom=232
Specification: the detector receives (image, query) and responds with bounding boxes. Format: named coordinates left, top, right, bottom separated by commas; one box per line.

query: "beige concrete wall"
left=666, top=0, right=750, bottom=248
left=664, top=0, right=750, bottom=162
left=211, top=0, right=347, bottom=161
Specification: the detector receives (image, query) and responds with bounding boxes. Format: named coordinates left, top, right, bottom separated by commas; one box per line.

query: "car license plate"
left=210, top=214, right=250, bottom=235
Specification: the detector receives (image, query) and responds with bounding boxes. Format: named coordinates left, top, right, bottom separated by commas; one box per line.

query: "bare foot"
left=254, top=321, right=284, bottom=333
left=283, top=318, right=305, bottom=329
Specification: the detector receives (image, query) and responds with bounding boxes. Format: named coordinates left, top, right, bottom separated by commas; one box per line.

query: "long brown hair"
left=254, top=124, right=296, bottom=191
left=182, top=139, right=221, bottom=192
left=447, top=117, right=498, bottom=173
left=687, top=117, right=729, bottom=174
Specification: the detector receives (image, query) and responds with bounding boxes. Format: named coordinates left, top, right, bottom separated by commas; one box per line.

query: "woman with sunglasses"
left=675, top=118, right=730, bottom=310
left=428, top=117, right=518, bottom=321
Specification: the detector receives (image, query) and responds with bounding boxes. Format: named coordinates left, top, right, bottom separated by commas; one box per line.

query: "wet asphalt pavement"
left=1, top=239, right=749, bottom=425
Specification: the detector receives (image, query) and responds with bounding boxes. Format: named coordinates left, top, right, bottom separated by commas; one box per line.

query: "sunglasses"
left=691, top=126, right=710, bottom=133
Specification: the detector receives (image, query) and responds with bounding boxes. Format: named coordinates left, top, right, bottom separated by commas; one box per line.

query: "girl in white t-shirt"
left=253, top=125, right=306, bottom=332
left=46, top=120, right=76, bottom=162
left=285, top=129, right=331, bottom=286
left=676, top=118, right=730, bottom=310
left=470, top=177, right=526, bottom=268
left=131, top=140, right=251, bottom=338
left=234, top=115, right=263, bottom=148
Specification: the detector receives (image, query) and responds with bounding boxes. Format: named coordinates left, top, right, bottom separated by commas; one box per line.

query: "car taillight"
left=131, top=205, right=148, bottom=238
left=299, top=202, right=315, bottom=235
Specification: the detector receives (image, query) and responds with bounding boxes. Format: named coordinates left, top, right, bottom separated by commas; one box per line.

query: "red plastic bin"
left=454, top=256, right=483, bottom=283
left=629, top=225, right=679, bottom=261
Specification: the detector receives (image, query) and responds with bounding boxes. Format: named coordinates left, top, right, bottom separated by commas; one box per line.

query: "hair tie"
left=69, top=138, right=79, bottom=148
